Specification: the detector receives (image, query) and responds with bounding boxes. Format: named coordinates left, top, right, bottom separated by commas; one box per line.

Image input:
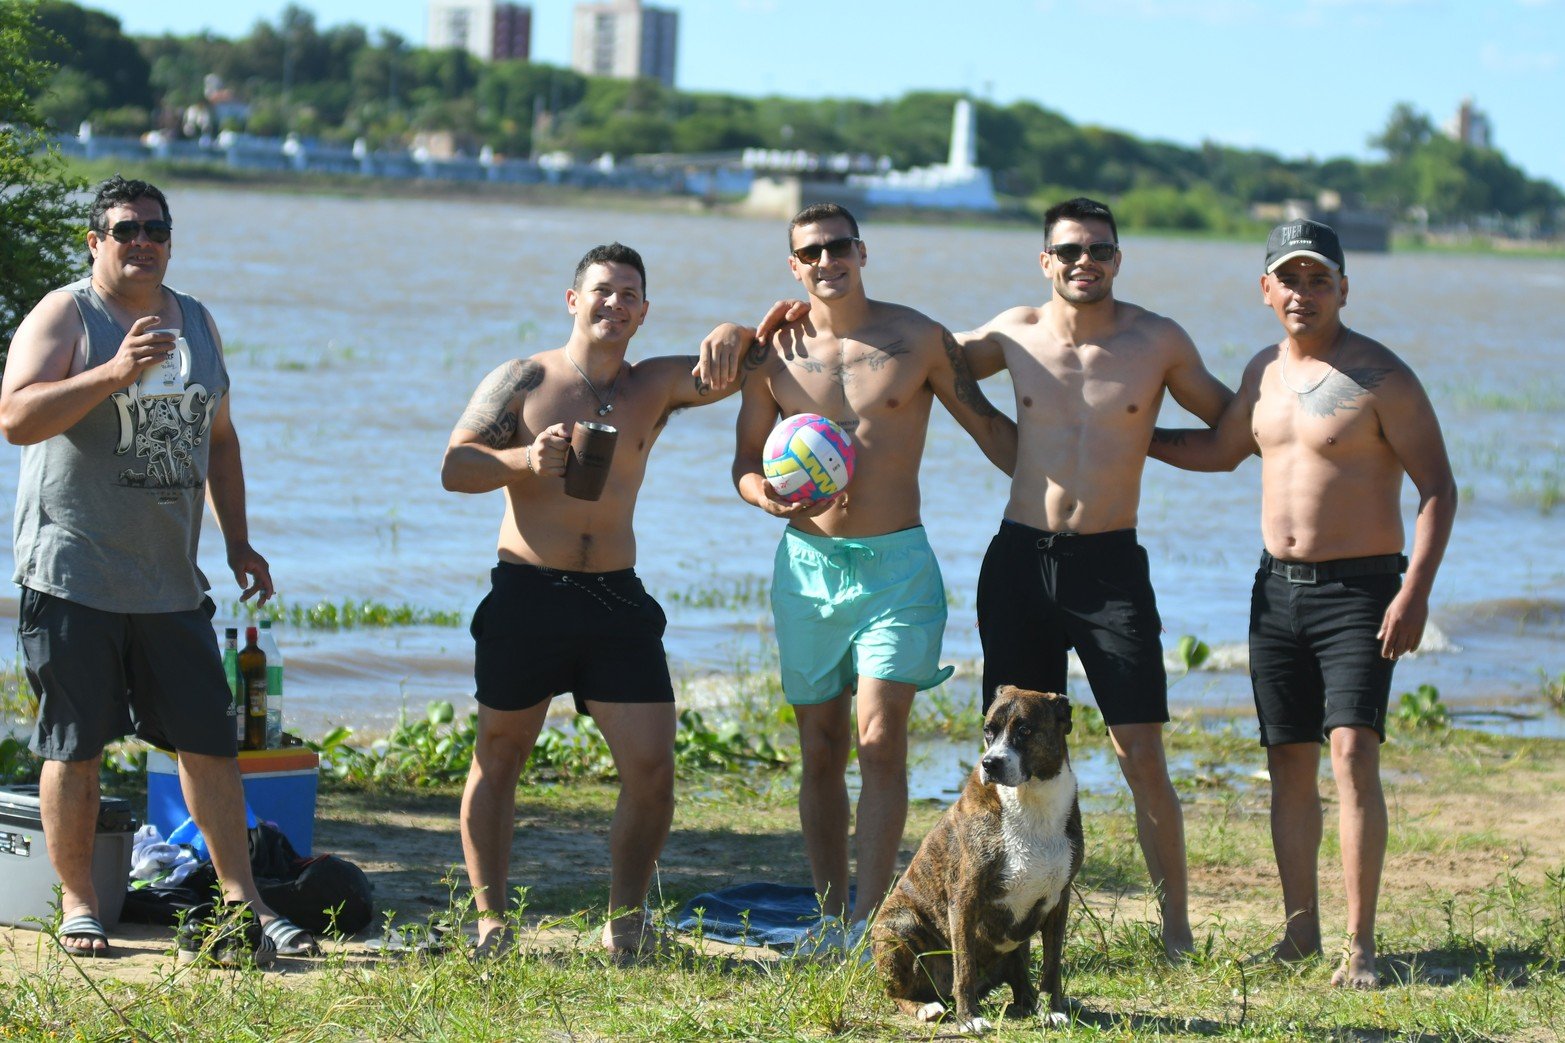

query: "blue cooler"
left=146, top=747, right=320, bottom=855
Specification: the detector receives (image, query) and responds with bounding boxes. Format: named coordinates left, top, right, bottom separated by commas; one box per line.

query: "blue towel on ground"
left=676, top=883, right=854, bottom=948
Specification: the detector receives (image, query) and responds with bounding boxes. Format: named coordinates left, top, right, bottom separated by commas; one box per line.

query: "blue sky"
left=85, top=0, right=1565, bottom=188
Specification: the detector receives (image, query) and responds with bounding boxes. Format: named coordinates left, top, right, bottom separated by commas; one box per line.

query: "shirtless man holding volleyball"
left=441, top=242, right=766, bottom=959
left=707, top=203, right=1017, bottom=949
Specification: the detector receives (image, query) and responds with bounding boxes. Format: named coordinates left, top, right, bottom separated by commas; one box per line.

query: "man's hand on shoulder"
left=693, top=323, right=759, bottom=393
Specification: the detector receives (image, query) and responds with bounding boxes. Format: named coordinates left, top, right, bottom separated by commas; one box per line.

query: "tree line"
left=16, top=0, right=1565, bottom=233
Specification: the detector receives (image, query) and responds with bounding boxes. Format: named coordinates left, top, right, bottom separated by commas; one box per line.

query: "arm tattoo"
left=456, top=359, right=541, bottom=448
left=942, top=328, right=1001, bottom=418
left=1298, top=366, right=1391, bottom=418
left=1151, top=428, right=1187, bottom=446
left=741, top=336, right=771, bottom=375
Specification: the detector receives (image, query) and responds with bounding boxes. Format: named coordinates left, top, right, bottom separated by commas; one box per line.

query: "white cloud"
left=1479, top=41, right=1561, bottom=73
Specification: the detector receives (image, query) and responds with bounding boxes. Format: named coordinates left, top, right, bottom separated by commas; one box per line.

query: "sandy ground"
left=3, top=735, right=1562, bottom=988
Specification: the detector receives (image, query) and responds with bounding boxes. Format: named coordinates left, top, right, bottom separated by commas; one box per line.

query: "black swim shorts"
left=976, top=522, right=1168, bottom=726
left=20, top=587, right=237, bottom=761
left=1249, top=551, right=1405, bottom=746
left=470, top=561, right=675, bottom=714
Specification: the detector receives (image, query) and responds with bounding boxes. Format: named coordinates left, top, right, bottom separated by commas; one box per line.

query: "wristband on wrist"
left=524, top=445, right=534, bottom=474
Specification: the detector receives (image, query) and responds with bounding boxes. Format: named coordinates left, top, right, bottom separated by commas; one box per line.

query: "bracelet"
left=524, top=445, right=534, bottom=474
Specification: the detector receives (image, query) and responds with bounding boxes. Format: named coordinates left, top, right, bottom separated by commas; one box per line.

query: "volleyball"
left=762, top=413, right=856, bottom=504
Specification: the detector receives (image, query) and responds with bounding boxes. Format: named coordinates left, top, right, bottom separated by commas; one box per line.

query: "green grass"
left=3, top=709, right=1563, bottom=1040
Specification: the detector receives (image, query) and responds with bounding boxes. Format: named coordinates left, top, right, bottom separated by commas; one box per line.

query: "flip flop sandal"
left=59, top=914, right=111, bottom=957
left=176, top=905, right=275, bottom=969
left=262, top=917, right=319, bottom=957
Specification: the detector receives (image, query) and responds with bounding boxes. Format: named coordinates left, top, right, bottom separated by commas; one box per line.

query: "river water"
left=3, top=188, right=1562, bottom=741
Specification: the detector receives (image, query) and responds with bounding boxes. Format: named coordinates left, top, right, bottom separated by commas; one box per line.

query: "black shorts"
left=1249, top=551, right=1405, bottom=746
left=19, top=587, right=237, bottom=761
left=471, top=561, right=674, bottom=715
left=976, top=522, right=1167, bottom=726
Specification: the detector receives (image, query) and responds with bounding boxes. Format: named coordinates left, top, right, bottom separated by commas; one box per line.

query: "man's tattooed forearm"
left=943, top=328, right=1001, bottom=418
left=456, top=359, right=541, bottom=448
left=1298, top=366, right=1391, bottom=418
left=1151, top=428, right=1187, bottom=446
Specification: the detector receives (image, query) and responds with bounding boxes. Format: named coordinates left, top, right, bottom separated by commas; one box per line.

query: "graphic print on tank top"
left=107, top=383, right=224, bottom=497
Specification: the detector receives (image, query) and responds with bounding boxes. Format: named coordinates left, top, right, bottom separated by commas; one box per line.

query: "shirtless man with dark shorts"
left=958, top=197, right=1232, bottom=957
left=441, top=243, right=764, bottom=958
left=1150, top=219, right=1457, bottom=987
left=715, top=203, right=1015, bottom=950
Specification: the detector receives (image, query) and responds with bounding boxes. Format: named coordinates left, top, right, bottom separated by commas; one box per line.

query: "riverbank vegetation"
left=1, top=705, right=1562, bottom=1041
left=18, top=3, right=1563, bottom=239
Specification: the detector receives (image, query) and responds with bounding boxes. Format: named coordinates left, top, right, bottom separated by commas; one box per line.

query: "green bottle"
left=222, top=627, right=241, bottom=742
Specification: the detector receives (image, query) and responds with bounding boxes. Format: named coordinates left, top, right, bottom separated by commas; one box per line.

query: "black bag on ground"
left=249, top=822, right=375, bottom=936
left=121, top=823, right=374, bottom=935
left=258, top=853, right=374, bottom=936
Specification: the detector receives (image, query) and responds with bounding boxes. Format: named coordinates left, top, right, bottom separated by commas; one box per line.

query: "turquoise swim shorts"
left=770, top=525, right=955, bottom=706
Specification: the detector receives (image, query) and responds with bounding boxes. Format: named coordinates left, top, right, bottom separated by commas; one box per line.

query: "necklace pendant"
left=597, top=404, right=613, bottom=417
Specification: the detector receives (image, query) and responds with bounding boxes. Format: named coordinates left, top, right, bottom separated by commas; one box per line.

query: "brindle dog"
left=872, top=686, right=1082, bottom=1034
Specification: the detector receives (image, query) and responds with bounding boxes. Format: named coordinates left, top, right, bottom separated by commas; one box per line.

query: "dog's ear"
left=1056, top=696, right=1073, bottom=735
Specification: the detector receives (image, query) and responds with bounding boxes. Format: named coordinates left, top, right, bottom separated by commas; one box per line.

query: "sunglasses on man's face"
left=100, top=219, right=172, bottom=244
left=1046, top=241, right=1117, bottom=264
left=791, top=236, right=861, bottom=265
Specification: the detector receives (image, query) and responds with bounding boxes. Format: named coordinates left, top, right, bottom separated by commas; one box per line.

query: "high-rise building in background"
left=1444, top=97, right=1492, bottom=150
left=428, top=1, right=532, bottom=62
left=571, top=1, right=678, bottom=87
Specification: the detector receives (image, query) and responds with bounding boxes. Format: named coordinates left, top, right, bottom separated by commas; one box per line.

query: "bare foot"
left=1331, top=947, right=1380, bottom=989
left=602, top=911, right=683, bottom=966
left=1162, top=923, right=1195, bottom=961
left=475, top=914, right=510, bottom=956
left=1269, top=930, right=1322, bottom=964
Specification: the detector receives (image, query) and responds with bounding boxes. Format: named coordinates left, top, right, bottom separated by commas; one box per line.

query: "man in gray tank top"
left=0, top=177, right=314, bottom=962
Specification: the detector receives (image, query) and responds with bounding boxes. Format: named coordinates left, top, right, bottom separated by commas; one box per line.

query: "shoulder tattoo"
left=456, top=359, right=541, bottom=448
left=942, top=328, right=1001, bottom=418
left=1298, top=366, right=1391, bottom=418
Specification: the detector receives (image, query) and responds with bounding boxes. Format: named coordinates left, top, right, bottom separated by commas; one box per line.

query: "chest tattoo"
left=1296, top=366, right=1390, bottom=418
left=791, top=338, right=909, bottom=384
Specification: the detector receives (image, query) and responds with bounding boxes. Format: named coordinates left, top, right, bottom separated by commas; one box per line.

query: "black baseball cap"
left=1264, top=219, right=1345, bottom=274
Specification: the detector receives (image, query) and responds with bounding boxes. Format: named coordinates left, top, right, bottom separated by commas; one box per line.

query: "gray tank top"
left=12, top=278, right=231, bottom=612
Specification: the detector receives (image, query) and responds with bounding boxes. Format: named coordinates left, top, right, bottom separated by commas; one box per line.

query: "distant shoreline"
left=62, top=157, right=1565, bottom=257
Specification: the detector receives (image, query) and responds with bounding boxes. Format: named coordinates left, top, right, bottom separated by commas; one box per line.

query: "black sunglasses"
left=100, top=219, right=172, bottom=244
left=1046, top=241, right=1117, bottom=264
left=792, top=236, right=861, bottom=265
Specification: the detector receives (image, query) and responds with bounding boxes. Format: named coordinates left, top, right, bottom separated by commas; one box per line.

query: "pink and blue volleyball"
left=763, top=413, right=856, bottom=504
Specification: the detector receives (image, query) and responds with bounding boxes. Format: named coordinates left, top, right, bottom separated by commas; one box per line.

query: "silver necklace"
left=1279, top=326, right=1347, bottom=397
left=567, top=352, right=623, bottom=417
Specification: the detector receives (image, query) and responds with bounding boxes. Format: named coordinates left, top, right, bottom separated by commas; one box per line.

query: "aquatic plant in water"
left=225, top=598, right=464, bottom=629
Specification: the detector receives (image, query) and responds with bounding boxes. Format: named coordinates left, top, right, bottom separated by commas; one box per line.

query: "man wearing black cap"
left=1150, top=219, right=1457, bottom=988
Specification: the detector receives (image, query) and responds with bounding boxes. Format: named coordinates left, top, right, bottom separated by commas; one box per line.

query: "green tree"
left=1369, top=102, right=1435, bottom=162
left=0, top=2, right=87, bottom=363
left=32, top=0, right=152, bottom=113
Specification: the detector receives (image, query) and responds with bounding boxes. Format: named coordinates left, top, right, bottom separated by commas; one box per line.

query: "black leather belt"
left=1260, top=551, right=1407, bottom=585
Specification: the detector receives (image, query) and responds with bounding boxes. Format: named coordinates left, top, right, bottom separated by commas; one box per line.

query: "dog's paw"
left=914, top=1001, right=947, bottom=1023
left=1039, top=1010, right=1069, bottom=1028
left=956, top=1015, right=994, bottom=1035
